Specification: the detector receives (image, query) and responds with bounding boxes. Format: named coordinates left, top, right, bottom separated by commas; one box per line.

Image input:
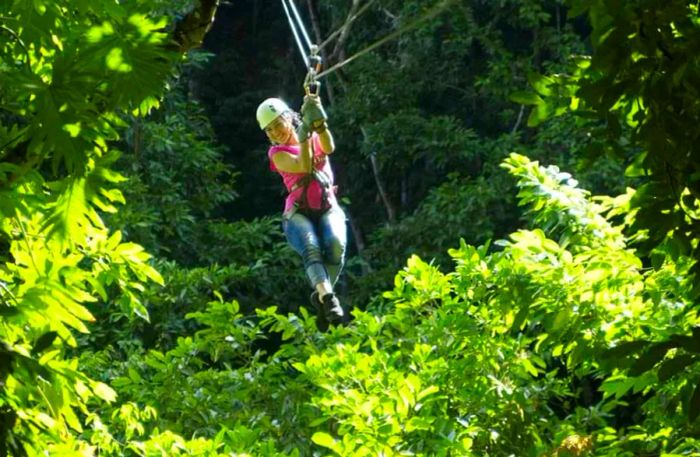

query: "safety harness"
left=289, top=168, right=335, bottom=212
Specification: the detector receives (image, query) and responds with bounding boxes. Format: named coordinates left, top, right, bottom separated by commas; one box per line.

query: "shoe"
left=310, top=291, right=329, bottom=332
left=321, top=293, right=344, bottom=326
left=309, top=291, right=321, bottom=312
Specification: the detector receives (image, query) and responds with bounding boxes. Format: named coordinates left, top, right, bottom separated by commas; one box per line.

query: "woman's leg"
left=318, top=205, right=347, bottom=286
left=283, top=212, right=331, bottom=291
left=283, top=211, right=343, bottom=328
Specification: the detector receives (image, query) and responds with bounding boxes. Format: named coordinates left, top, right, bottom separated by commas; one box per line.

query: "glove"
left=301, top=94, right=328, bottom=132
left=295, top=120, right=312, bottom=141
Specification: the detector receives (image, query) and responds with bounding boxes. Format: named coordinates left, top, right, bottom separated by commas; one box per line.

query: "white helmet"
left=256, top=98, right=290, bottom=130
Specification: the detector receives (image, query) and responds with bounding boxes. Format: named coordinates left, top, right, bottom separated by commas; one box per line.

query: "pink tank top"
left=268, top=134, right=336, bottom=214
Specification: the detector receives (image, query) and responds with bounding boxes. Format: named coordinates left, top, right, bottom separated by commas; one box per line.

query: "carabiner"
left=304, top=45, right=322, bottom=96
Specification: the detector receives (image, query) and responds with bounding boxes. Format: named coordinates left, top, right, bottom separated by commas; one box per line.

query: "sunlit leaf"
left=510, top=91, right=543, bottom=105
left=311, top=432, right=338, bottom=450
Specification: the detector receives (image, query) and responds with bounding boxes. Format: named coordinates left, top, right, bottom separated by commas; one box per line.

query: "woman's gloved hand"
left=301, top=94, right=328, bottom=132
left=295, top=120, right=312, bottom=140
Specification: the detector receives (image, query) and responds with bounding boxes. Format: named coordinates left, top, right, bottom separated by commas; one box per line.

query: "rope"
left=280, top=0, right=455, bottom=89
left=316, top=0, right=456, bottom=79
left=280, top=0, right=310, bottom=67
left=317, top=0, right=379, bottom=53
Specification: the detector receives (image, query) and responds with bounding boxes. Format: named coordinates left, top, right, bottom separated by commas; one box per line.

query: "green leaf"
left=601, top=340, right=651, bottom=361
left=417, top=385, right=440, bottom=401
left=521, top=357, right=541, bottom=377
left=510, top=302, right=530, bottom=331
left=0, top=306, right=20, bottom=318
left=32, top=331, right=58, bottom=355
left=63, top=406, right=83, bottom=432
left=690, top=379, right=700, bottom=422
left=311, top=432, right=338, bottom=450
left=692, top=327, right=700, bottom=348
left=670, top=334, right=700, bottom=354
left=106, top=47, right=132, bottom=72
left=658, top=354, right=697, bottom=383
left=624, top=151, right=648, bottom=177
left=567, top=0, right=591, bottom=18
left=527, top=71, right=555, bottom=96
left=309, top=417, right=328, bottom=427
left=41, top=177, right=96, bottom=246
left=44, top=295, right=90, bottom=334
left=92, top=381, right=117, bottom=403
left=601, top=375, right=636, bottom=399
left=32, top=0, right=47, bottom=15
left=629, top=342, right=675, bottom=376
left=526, top=101, right=552, bottom=127
left=509, top=91, right=543, bottom=105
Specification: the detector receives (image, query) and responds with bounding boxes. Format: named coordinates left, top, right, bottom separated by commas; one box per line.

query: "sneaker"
left=321, top=293, right=344, bottom=326
left=309, top=291, right=321, bottom=312
left=310, top=291, right=329, bottom=332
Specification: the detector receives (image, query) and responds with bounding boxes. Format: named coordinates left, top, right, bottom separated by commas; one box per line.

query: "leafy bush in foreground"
left=74, top=154, right=697, bottom=456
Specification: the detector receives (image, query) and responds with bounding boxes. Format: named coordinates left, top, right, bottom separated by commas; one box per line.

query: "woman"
left=256, top=95, right=346, bottom=331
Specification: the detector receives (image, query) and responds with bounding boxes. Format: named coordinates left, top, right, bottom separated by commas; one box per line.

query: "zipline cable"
left=280, top=0, right=310, bottom=67
left=316, top=0, right=456, bottom=79
left=286, top=0, right=314, bottom=52
left=280, top=0, right=324, bottom=94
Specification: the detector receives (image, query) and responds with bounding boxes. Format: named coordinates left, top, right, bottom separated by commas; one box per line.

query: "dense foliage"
left=1, top=0, right=699, bottom=455
left=521, top=0, right=700, bottom=279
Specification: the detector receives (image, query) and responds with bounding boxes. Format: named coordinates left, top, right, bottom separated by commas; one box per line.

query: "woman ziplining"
left=256, top=95, right=346, bottom=332
left=256, top=0, right=455, bottom=331
left=254, top=0, right=349, bottom=332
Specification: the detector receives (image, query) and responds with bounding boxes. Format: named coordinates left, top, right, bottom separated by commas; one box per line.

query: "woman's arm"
left=271, top=139, right=313, bottom=174
left=316, top=125, right=335, bottom=154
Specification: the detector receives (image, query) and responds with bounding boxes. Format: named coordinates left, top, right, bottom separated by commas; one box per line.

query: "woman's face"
left=264, top=113, right=295, bottom=144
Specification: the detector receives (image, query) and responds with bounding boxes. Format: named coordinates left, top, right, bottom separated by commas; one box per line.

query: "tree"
left=0, top=0, right=219, bottom=452
left=79, top=153, right=700, bottom=455
left=517, top=0, right=700, bottom=288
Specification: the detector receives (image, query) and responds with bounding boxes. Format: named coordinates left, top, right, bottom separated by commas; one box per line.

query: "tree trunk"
left=361, top=127, right=396, bottom=224
left=511, top=105, right=525, bottom=135
left=369, top=153, right=397, bottom=224
left=346, top=211, right=371, bottom=274
left=401, top=176, right=408, bottom=209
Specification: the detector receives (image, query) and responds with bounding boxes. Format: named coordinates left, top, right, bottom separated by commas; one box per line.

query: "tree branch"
left=511, top=105, right=525, bottom=135
left=329, top=0, right=361, bottom=63
left=368, top=150, right=396, bottom=224
left=171, top=0, right=220, bottom=52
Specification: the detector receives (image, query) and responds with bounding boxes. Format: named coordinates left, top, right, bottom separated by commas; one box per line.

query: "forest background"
left=1, top=0, right=699, bottom=455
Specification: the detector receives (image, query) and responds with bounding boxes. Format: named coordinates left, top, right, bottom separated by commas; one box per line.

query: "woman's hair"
left=268, top=110, right=303, bottom=145
left=285, top=110, right=302, bottom=129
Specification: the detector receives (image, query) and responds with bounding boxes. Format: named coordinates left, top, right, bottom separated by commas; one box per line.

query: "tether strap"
left=316, top=0, right=455, bottom=79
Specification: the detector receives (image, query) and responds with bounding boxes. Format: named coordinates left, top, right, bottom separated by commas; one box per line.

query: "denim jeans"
left=283, top=205, right=347, bottom=288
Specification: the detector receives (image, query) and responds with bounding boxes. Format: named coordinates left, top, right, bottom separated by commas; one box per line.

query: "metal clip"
left=304, top=44, right=322, bottom=95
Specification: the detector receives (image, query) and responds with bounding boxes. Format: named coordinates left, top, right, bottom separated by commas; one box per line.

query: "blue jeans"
left=283, top=205, right=347, bottom=288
